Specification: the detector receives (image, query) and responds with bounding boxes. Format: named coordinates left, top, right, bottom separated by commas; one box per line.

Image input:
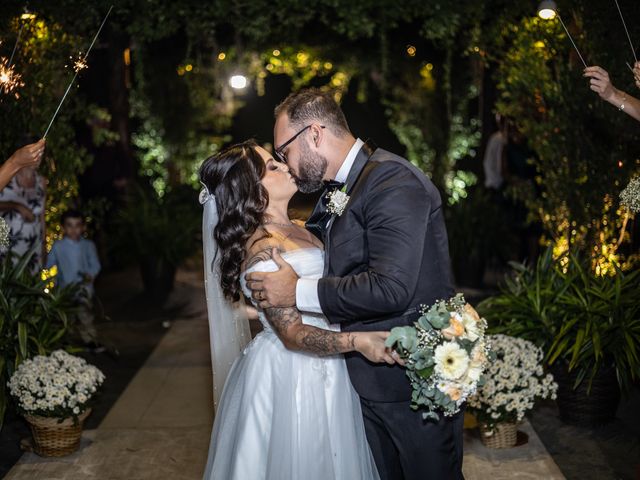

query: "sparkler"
left=0, top=13, right=29, bottom=99
left=43, top=5, right=113, bottom=138
left=613, top=0, right=638, bottom=64
left=556, top=14, right=588, bottom=69
left=0, top=56, right=25, bottom=98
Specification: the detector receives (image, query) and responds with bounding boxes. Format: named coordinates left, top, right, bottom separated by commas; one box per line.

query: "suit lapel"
left=323, top=140, right=376, bottom=276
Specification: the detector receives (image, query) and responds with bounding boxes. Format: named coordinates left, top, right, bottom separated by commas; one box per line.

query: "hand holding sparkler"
left=9, top=139, right=45, bottom=169
left=633, top=62, right=640, bottom=89
left=0, top=139, right=45, bottom=190
left=584, top=65, right=640, bottom=122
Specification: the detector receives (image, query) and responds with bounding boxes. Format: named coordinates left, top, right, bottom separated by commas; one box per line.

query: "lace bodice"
left=240, top=248, right=337, bottom=333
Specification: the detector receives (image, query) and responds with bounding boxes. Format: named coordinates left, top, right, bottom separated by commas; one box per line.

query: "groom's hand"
left=246, top=248, right=298, bottom=309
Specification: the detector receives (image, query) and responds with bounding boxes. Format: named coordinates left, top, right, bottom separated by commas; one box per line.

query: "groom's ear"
left=310, top=123, right=324, bottom=147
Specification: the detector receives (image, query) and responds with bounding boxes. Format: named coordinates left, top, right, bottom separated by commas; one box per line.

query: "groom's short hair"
left=275, top=88, right=350, bottom=138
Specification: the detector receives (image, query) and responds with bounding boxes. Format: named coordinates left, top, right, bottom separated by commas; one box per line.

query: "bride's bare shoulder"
left=244, top=231, right=277, bottom=268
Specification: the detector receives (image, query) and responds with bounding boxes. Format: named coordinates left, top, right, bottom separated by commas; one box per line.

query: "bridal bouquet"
left=8, top=350, right=105, bottom=419
left=385, top=294, right=490, bottom=421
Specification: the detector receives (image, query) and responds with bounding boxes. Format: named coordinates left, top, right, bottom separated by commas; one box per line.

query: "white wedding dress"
left=203, top=247, right=380, bottom=480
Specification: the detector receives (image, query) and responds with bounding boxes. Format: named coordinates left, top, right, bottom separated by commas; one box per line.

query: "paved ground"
left=1, top=261, right=637, bottom=479
left=3, top=262, right=567, bottom=480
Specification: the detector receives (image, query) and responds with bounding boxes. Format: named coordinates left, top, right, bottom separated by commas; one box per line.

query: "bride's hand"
left=354, top=332, right=402, bottom=365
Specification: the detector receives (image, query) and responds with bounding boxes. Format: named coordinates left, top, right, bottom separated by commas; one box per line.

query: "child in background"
left=46, top=209, right=102, bottom=348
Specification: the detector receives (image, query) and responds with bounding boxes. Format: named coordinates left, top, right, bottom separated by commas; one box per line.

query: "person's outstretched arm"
left=584, top=66, right=640, bottom=122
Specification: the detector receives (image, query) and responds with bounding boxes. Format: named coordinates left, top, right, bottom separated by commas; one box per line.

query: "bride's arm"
left=245, top=245, right=395, bottom=364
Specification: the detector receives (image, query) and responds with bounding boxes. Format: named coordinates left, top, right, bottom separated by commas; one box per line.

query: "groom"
left=247, top=88, right=464, bottom=480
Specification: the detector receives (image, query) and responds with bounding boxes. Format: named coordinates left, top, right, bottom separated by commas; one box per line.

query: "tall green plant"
left=479, top=248, right=640, bottom=394
left=548, top=255, right=640, bottom=393
left=0, top=250, right=81, bottom=429
left=477, top=247, right=568, bottom=349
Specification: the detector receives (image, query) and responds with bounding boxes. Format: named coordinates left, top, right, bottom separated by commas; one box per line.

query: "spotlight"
left=229, top=75, right=247, bottom=89
left=537, top=0, right=557, bottom=20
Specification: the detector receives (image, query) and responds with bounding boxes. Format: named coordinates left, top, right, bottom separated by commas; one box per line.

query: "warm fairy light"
left=426, top=63, right=434, bottom=71
left=123, top=47, right=131, bottom=66
left=534, top=41, right=546, bottom=49
left=407, top=45, right=417, bottom=56
left=0, top=56, right=24, bottom=98
left=21, top=13, right=36, bottom=20
left=217, top=52, right=226, bottom=61
left=272, top=49, right=280, bottom=56
left=185, top=64, right=193, bottom=72
left=324, top=62, right=333, bottom=70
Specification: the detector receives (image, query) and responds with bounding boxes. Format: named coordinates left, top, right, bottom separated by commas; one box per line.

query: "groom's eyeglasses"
left=274, top=125, right=325, bottom=164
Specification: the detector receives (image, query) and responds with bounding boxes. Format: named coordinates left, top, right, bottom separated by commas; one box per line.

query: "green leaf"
left=18, top=322, right=28, bottom=359
left=385, top=326, right=418, bottom=352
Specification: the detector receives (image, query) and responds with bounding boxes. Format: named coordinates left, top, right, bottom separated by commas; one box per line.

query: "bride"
left=199, top=140, right=393, bottom=479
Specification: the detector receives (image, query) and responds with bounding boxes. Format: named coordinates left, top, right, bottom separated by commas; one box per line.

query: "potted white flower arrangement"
left=468, top=334, right=558, bottom=449
left=8, top=350, right=105, bottom=456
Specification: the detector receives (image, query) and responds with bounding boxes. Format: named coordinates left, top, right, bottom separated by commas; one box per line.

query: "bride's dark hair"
left=200, top=140, right=269, bottom=301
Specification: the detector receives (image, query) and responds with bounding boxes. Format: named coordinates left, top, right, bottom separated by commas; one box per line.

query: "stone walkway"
left=5, top=274, right=565, bottom=479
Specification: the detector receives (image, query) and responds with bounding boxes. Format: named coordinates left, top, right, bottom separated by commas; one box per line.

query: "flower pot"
left=24, top=408, right=91, bottom=457
left=479, top=421, right=518, bottom=449
left=551, top=363, right=620, bottom=427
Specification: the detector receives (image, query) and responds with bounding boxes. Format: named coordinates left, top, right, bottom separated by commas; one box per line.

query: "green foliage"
left=0, top=14, right=93, bottom=247
left=479, top=247, right=640, bottom=394
left=547, top=255, right=640, bottom=394
left=493, top=13, right=640, bottom=254
left=114, top=185, right=200, bottom=268
left=478, top=248, right=567, bottom=350
left=0, top=249, right=82, bottom=429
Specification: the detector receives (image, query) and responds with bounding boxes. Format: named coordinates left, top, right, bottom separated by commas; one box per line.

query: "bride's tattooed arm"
left=244, top=246, right=394, bottom=362
left=263, top=305, right=356, bottom=355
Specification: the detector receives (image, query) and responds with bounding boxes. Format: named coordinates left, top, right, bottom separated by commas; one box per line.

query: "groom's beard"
left=294, top=141, right=328, bottom=193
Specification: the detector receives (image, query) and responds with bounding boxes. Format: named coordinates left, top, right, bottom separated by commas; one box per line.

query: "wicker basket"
left=479, top=422, right=518, bottom=449
left=24, top=408, right=91, bottom=457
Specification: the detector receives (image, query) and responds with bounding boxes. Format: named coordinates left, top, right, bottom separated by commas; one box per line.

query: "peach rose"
left=463, top=303, right=481, bottom=323
left=445, top=386, right=462, bottom=401
left=442, top=314, right=465, bottom=340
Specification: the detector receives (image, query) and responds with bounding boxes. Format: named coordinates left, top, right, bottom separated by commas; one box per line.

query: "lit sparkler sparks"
left=0, top=56, right=25, bottom=98
left=43, top=5, right=113, bottom=138
left=66, top=53, right=88, bottom=73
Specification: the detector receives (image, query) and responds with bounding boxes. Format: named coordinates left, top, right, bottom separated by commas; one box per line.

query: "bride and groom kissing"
left=199, top=88, right=464, bottom=479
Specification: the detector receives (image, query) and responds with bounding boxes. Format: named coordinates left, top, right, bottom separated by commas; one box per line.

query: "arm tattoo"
left=264, top=307, right=357, bottom=356
left=247, top=246, right=358, bottom=356
left=246, top=247, right=280, bottom=269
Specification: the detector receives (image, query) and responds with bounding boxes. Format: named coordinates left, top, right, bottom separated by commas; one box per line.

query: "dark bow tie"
left=322, top=179, right=345, bottom=191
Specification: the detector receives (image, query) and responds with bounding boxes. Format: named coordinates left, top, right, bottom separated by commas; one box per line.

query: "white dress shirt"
left=296, top=138, right=364, bottom=314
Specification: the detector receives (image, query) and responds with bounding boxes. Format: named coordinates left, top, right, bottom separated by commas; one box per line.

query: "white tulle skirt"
left=203, top=328, right=380, bottom=480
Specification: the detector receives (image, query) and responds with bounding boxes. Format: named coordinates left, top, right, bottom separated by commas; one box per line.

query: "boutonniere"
left=326, top=184, right=349, bottom=216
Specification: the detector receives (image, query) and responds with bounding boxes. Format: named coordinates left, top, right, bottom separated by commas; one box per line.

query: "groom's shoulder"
left=366, top=148, right=438, bottom=193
